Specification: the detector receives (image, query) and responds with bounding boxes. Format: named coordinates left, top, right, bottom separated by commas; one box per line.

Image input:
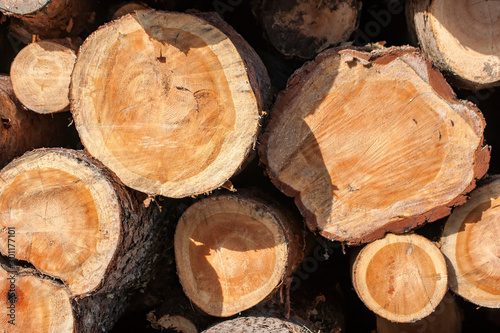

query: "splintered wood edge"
left=259, top=45, right=489, bottom=245
left=71, top=10, right=263, bottom=197
left=352, top=233, right=448, bottom=323
left=0, top=267, right=74, bottom=331
left=174, top=195, right=290, bottom=317
left=11, top=40, right=76, bottom=113
left=441, top=176, right=500, bottom=308
left=0, top=149, right=122, bottom=296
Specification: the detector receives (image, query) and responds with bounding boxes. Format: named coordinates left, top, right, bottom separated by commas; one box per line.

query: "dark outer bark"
left=3, top=0, right=96, bottom=42
left=251, top=0, right=361, bottom=59
left=259, top=45, right=490, bottom=245
left=9, top=148, right=177, bottom=332
left=146, top=280, right=215, bottom=332
left=0, top=76, right=78, bottom=168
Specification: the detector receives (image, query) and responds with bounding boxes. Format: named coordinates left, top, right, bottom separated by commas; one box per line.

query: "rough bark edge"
left=406, top=0, right=500, bottom=90
left=0, top=75, right=78, bottom=168
left=259, top=45, right=490, bottom=245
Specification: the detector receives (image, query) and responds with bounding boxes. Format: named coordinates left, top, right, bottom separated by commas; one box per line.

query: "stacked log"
left=0, top=0, right=96, bottom=43
left=0, top=75, right=77, bottom=168
left=407, top=0, right=500, bottom=90
left=174, top=193, right=307, bottom=317
left=0, top=1, right=500, bottom=332
left=259, top=45, right=489, bottom=244
left=0, top=148, right=174, bottom=331
left=441, top=176, right=500, bottom=308
left=70, top=9, right=271, bottom=197
left=10, top=38, right=79, bottom=113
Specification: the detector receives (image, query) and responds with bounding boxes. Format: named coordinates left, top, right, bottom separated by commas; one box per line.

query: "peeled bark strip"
left=0, top=148, right=171, bottom=300
left=203, top=316, right=310, bottom=333
left=0, top=0, right=95, bottom=41
left=376, top=292, right=462, bottom=333
left=352, top=233, right=448, bottom=323
left=0, top=75, right=75, bottom=168
left=407, top=0, right=500, bottom=90
left=10, top=39, right=78, bottom=113
left=441, top=176, right=500, bottom=308
left=174, top=194, right=306, bottom=317
left=0, top=266, right=74, bottom=332
left=260, top=46, right=489, bottom=244
left=252, top=0, right=361, bottom=59
left=71, top=10, right=271, bottom=197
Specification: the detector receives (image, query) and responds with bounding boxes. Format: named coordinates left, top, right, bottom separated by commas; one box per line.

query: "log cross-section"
left=71, top=9, right=270, bottom=198
left=352, top=233, right=448, bottom=323
left=260, top=46, right=489, bottom=244
left=174, top=194, right=305, bottom=317
left=441, top=176, right=500, bottom=308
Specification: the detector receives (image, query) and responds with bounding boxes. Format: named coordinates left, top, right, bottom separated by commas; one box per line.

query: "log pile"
left=0, top=1, right=499, bottom=332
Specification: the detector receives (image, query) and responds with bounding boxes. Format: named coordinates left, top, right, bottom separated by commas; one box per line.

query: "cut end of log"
left=0, top=0, right=51, bottom=15
left=174, top=195, right=297, bottom=317
left=0, top=149, right=122, bottom=296
left=71, top=10, right=266, bottom=197
left=441, top=176, right=500, bottom=308
left=257, top=0, right=362, bottom=59
left=11, top=40, right=76, bottom=114
left=352, top=233, right=448, bottom=323
left=0, top=267, right=73, bottom=332
left=408, top=0, right=500, bottom=89
left=202, top=316, right=310, bottom=333
left=260, top=45, right=489, bottom=244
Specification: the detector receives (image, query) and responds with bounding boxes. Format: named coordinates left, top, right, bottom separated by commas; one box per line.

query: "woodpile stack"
left=0, top=0, right=499, bottom=332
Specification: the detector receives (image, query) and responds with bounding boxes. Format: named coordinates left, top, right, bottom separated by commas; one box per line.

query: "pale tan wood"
left=260, top=46, right=489, bottom=244
left=71, top=9, right=270, bottom=197
left=252, top=0, right=362, bottom=59
left=376, top=292, right=462, bottom=333
left=0, top=266, right=74, bottom=332
left=11, top=39, right=77, bottom=113
left=441, top=177, right=500, bottom=308
left=352, top=233, right=448, bottom=323
left=174, top=194, right=305, bottom=317
left=408, top=0, right=500, bottom=90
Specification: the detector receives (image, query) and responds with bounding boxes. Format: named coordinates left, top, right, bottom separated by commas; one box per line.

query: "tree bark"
left=352, top=233, right=448, bottom=323
left=174, top=193, right=307, bottom=317
left=10, top=38, right=79, bottom=114
left=70, top=9, right=271, bottom=198
left=0, top=148, right=175, bottom=331
left=0, top=75, right=77, bottom=168
left=441, top=175, right=500, bottom=308
left=0, top=0, right=95, bottom=42
left=260, top=45, right=490, bottom=245
left=202, top=316, right=311, bottom=333
left=407, top=0, right=500, bottom=90
left=376, top=292, right=462, bottom=333
left=251, top=0, right=362, bottom=59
